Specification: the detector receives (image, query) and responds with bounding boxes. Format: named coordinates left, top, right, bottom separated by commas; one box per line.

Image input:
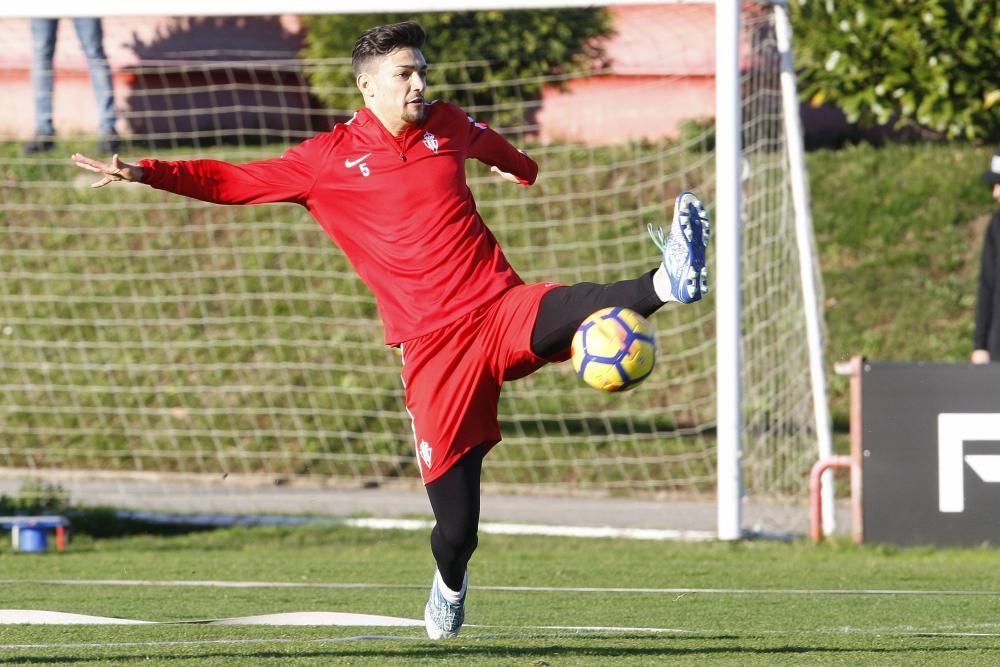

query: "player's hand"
left=490, top=165, right=525, bottom=184
left=71, top=152, right=144, bottom=188
left=971, top=349, right=991, bottom=364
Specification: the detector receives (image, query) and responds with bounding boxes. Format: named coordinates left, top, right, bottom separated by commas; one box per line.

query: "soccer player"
left=71, top=21, right=710, bottom=639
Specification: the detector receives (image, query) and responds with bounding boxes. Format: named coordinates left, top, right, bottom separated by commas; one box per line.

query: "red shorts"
left=399, top=282, right=568, bottom=484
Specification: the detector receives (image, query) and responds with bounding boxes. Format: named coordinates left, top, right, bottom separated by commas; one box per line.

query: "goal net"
left=0, top=2, right=825, bottom=535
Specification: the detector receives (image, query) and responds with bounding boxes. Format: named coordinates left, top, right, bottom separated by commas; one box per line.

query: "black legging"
left=530, top=270, right=663, bottom=359
left=425, top=445, right=486, bottom=591
left=424, top=272, right=665, bottom=591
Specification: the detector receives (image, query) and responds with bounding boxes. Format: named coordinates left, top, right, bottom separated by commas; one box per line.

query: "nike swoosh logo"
left=344, top=153, right=371, bottom=168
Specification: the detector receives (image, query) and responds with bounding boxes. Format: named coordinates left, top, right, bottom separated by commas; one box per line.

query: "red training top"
left=139, top=101, right=539, bottom=345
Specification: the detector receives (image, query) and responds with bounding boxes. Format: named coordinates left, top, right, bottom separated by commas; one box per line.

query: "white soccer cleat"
left=648, top=192, right=710, bottom=303
left=424, top=570, right=467, bottom=639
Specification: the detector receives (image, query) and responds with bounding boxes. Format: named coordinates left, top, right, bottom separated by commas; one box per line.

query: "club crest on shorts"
left=418, top=439, right=433, bottom=468
left=422, top=131, right=439, bottom=154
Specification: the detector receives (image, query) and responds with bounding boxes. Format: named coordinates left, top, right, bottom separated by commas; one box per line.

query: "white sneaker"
left=423, top=570, right=467, bottom=639
left=648, top=192, right=710, bottom=303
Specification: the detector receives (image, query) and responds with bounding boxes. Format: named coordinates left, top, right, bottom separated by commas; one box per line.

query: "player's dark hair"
left=352, top=21, right=426, bottom=77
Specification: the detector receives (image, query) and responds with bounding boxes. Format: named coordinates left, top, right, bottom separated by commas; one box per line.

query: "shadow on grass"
left=65, top=508, right=221, bottom=540
left=2, top=633, right=997, bottom=663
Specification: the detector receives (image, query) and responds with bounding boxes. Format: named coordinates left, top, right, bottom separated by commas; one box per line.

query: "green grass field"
left=3, top=524, right=1000, bottom=665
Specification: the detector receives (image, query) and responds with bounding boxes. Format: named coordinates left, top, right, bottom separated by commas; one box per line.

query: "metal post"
left=716, top=0, right=743, bottom=540
left=772, top=0, right=836, bottom=534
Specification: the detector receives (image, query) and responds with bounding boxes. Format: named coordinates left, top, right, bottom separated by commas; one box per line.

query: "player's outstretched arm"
left=71, top=153, right=145, bottom=188
left=73, top=142, right=317, bottom=206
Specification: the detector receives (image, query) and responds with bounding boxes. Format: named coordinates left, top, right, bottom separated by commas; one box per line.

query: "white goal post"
left=0, top=0, right=832, bottom=538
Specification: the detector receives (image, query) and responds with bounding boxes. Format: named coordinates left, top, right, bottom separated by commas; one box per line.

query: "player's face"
left=362, top=47, right=428, bottom=133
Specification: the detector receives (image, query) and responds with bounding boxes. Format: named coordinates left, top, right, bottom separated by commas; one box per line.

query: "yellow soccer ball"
left=570, top=307, right=656, bottom=392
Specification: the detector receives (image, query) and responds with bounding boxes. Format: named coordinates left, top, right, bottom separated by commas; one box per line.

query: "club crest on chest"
left=422, top=131, right=439, bottom=154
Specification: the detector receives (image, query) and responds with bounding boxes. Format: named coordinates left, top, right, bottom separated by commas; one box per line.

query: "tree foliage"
left=301, top=10, right=613, bottom=127
left=790, top=0, right=1000, bottom=140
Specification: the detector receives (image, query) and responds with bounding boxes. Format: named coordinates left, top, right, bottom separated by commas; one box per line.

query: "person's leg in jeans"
left=73, top=17, right=117, bottom=147
left=27, top=18, right=58, bottom=151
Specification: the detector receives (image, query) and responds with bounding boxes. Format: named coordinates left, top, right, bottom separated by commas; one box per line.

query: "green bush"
left=301, top=10, right=613, bottom=127
left=791, top=0, right=1000, bottom=140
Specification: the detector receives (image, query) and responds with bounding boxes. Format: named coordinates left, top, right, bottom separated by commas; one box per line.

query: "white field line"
left=2, top=579, right=998, bottom=597
left=54, top=514, right=718, bottom=542
left=0, top=636, right=413, bottom=650
left=0, top=609, right=693, bottom=633
left=344, top=518, right=716, bottom=541
left=504, top=624, right=689, bottom=633
left=0, top=609, right=426, bottom=627
left=834, top=629, right=1000, bottom=638
left=818, top=622, right=1000, bottom=635
left=478, top=585, right=1000, bottom=596
left=910, top=632, right=1000, bottom=637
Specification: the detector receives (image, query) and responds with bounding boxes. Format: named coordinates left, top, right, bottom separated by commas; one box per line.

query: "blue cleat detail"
left=424, top=570, right=467, bottom=639
left=648, top=192, right=710, bottom=303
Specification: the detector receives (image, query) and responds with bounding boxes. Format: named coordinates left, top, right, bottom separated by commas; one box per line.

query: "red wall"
left=0, top=6, right=716, bottom=145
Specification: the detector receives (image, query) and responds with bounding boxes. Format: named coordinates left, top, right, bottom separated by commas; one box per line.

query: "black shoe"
left=97, top=135, right=120, bottom=154
left=22, top=136, right=55, bottom=155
